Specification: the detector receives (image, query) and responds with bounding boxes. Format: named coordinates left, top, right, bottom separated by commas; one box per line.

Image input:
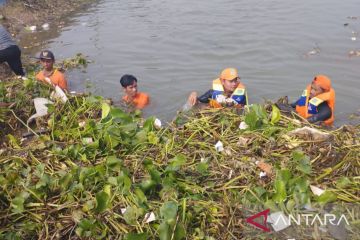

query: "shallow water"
left=23, top=0, right=360, bottom=124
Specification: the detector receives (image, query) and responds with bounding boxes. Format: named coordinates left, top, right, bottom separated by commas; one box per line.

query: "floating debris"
left=304, top=45, right=321, bottom=57
left=25, top=25, right=37, bottom=32
left=348, top=50, right=360, bottom=57
left=310, top=185, right=325, bottom=196
left=143, top=212, right=156, bottom=223
left=288, top=126, right=332, bottom=141
left=154, top=118, right=162, bottom=128
left=239, top=121, right=249, bottom=129
left=41, top=23, right=50, bottom=31
left=214, top=140, right=224, bottom=152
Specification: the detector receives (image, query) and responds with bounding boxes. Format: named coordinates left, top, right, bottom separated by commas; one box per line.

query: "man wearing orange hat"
left=291, top=75, right=335, bottom=126
left=187, top=68, right=247, bottom=108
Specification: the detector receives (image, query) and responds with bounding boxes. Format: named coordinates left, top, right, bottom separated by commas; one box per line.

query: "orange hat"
left=220, top=68, right=238, bottom=81
left=313, top=75, right=331, bottom=91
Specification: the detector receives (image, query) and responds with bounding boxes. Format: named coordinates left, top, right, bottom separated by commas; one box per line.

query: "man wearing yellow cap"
left=291, top=75, right=335, bottom=126
left=187, top=68, right=247, bottom=108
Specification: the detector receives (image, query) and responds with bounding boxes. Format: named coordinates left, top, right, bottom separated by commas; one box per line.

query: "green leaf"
left=316, top=191, right=337, bottom=205
left=147, top=131, right=159, bottom=145
left=160, top=201, right=178, bottom=225
left=59, top=173, right=73, bottom=190
left=123, top=206, right=143, bottom=225
left=143, top=117, right=155, bottom=131
left=336, top=177, right=351, bottom=188
left=7, top=134, right=20, bottom=149
left=159, top=222, right=171, bottom=240
left=125, top=233, right=148, bottom=240
left=270, top=105, right=281, bottom=124
left=101, top=102, right=111, bottom=119
left=278, top=169, right=292, bottom=183
left=165, top=154, right=187, bottom=172
left=196, top=162, right=209, bottom=175
left=297, top=157, right=311, bottom=175
left=174, top=223, right=186, bottom=240
left=140, top=179, right=156, bottom=192
left=135, top=130, right=148, bottom=143
left=134, top=188, right=147, bottom=204
left=11, top=195, right=25, bottom=213
left=106, top=155, right=122, bottom=170
left=273, top=179, right=287, bottom=203
left=95, top=191, right=110, bottom=213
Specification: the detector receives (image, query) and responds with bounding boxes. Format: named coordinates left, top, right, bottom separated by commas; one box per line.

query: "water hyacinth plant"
left=0, top=60, right=359, bottom=239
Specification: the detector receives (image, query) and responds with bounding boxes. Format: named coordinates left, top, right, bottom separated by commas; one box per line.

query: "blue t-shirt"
left=0, top=25, right=16, bottom=50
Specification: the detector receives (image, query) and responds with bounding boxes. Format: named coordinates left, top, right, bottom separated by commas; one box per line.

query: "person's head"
left=219, top=68, right=240, bottom=93
left=310, top=75, right=331, bottom=99
left=39, top=50, right=55, bottom=71
left=120, top=74, right=138, bottom=97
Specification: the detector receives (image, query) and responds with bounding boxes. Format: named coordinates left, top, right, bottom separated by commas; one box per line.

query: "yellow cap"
left=220, top=68, right=238, bottom=81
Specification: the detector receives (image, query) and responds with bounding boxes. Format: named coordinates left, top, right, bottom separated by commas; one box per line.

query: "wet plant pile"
left=0, top=78, right=360, bottom=239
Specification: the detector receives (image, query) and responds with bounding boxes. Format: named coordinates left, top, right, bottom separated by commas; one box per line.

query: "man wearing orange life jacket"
left=291, top=75, right=335, bottom=126
left=187, top=68, right=247, bottom=108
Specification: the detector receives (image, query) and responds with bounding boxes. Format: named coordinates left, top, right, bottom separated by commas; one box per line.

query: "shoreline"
left=0, top=0, right=97, bottom=79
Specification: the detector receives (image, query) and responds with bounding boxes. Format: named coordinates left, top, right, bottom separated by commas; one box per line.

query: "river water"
left=22, top=0, right=360, bottom=124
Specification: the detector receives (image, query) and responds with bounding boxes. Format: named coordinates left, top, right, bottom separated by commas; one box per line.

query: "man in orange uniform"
left=36, top=50, right=68, bottom=91
left=187, top=68, right=247, bottom=108
left=120, top=74, right=150, bottom=109
left=291, top=75, right=335, bottom=126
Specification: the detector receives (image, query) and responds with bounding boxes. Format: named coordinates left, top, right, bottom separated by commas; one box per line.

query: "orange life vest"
left=295, top=84, right=335, bottom=126
left=209, top=78, right=247, bottom=108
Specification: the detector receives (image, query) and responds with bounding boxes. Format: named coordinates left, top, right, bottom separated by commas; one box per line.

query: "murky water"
left=22, top=0, right=360, bottom=124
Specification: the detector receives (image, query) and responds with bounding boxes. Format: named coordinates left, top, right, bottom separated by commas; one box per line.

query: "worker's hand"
left=187, top=91, right=198, bottom=106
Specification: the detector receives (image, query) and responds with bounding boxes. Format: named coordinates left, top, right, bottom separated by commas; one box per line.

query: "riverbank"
left=0, top=0, right=96, bottom=78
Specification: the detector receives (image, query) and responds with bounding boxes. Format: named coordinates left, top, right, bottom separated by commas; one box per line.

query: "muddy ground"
left=0, top=0, right=96, bottom=79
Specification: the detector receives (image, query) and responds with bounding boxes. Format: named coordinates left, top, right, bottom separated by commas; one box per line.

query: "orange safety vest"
left=209, top=78, right=247, bottom=108
left=295, top=84, right=335, bottom=126
left=122, top=92, right=150, bottom=109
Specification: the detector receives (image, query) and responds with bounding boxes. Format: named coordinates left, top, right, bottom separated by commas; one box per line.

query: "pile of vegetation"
left=0, top=64, right=359, bottom=239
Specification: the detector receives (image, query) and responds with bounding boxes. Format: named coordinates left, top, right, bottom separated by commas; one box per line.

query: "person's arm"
left=307, top=101, right=332, bottom=123
left=187, top=89, right=213, bottom=106
left=290, top=98, right=299, bottom=108
left=197, top=89, right=213, bottom=103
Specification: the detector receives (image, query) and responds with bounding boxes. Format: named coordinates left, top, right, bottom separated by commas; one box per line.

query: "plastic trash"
left=27, top=98, right=53, bottom=124
left=288, top=126, right=331, bottom=141
left=82, top=138, right=93, bottom=144
left=310, top=185, right=325, bottom=196
left=256, top=161, right=273, bottom=176
left=239, top=121, right=249, bottom=130
left=120, top=208, right=127, bottom=214
left=259, top=171, right=267, bottom=178
left=50, top=86, right=68, bottom=103
left=27, top=25, right=37, bottom=32
left=144, top=212, right=156, bottom=223
left=215, top=141, right=224, bottom=152
left=154, top=118, right=162, bottom=129
left=42, top=23, right=50, bottom=31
